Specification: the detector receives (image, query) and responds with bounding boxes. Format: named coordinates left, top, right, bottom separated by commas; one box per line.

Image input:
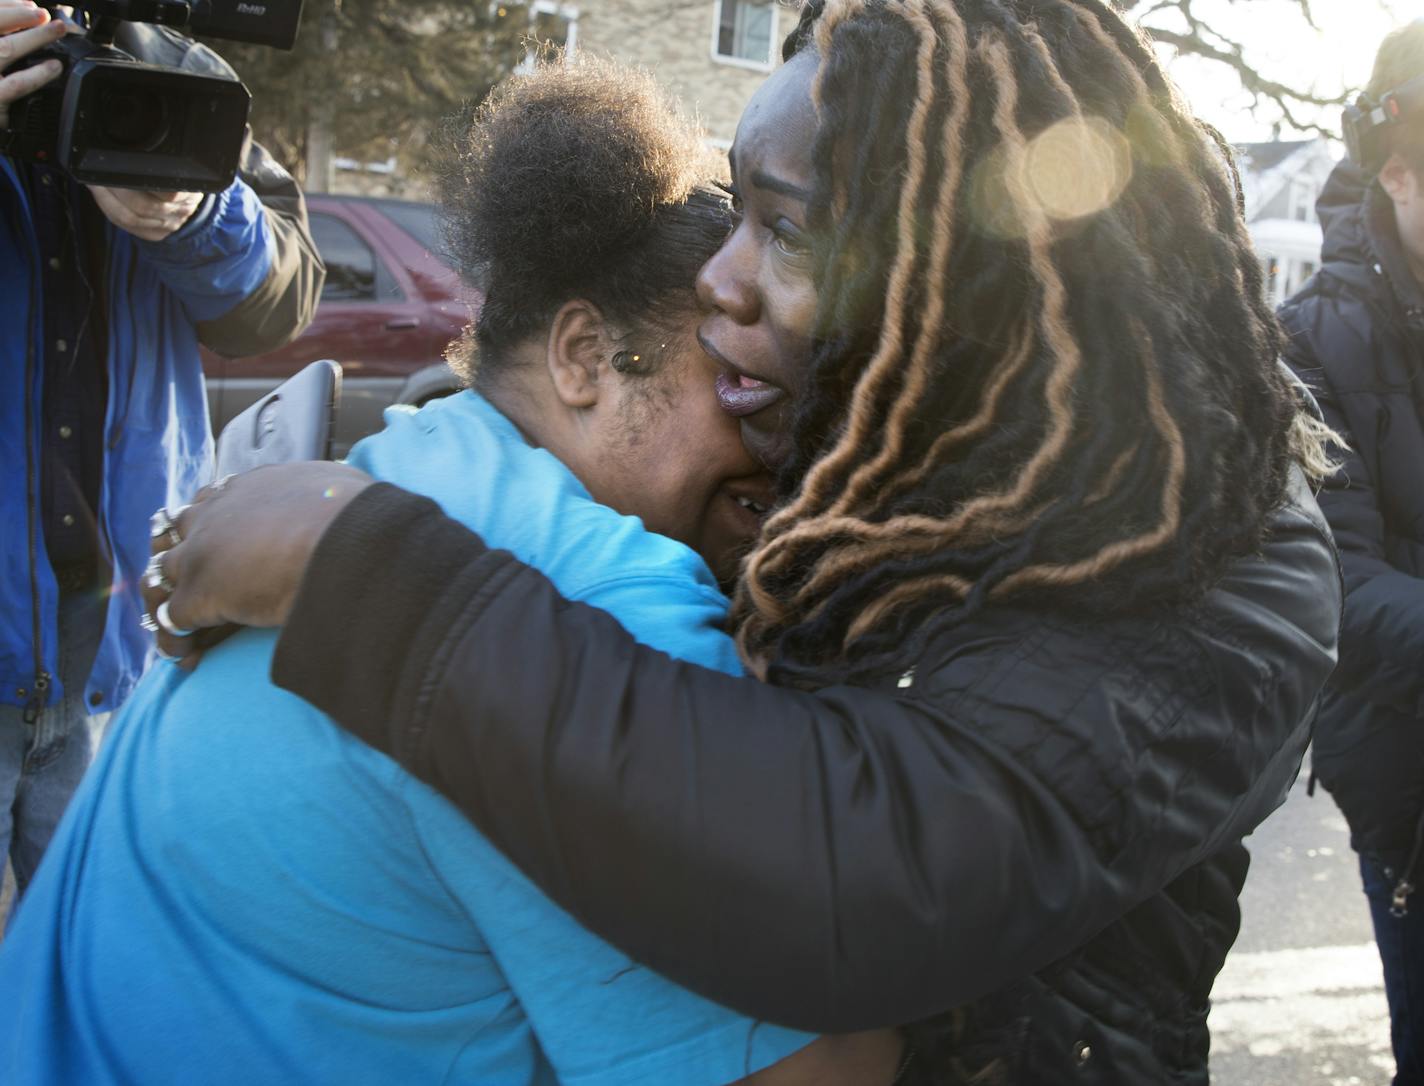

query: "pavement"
left=1212, top=770, right=1395, bottom=1084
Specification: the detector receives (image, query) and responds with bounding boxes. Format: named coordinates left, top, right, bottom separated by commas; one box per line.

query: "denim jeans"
left=1363, top=854, right=1424, bottom=1086
left=0, top=589, right=111, bottom=926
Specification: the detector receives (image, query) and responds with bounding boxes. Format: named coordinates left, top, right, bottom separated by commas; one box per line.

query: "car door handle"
left=384, top=317, right=421, bottom=330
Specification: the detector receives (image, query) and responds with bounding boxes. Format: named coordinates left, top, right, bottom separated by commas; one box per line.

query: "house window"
left=713, top=0, right=777, bottom=69
left=498, top=1, right=579, bottom=72
left=530, top=1, right=577, bottom=51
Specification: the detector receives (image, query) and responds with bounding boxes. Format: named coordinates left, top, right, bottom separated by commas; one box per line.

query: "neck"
left=476, top=353, right=552, bottom=448
left=492, top=388, right=553, bottom=451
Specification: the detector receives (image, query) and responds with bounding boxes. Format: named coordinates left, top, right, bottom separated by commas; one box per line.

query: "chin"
left=709, top=552, right=742, bottom=590
left=705, top=535, right=756, bottom=591
left=740, top=422, right=795, bottom=476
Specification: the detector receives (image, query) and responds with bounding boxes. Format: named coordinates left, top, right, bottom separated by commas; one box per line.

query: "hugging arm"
left=273, top=480, right=1338, bottom=1032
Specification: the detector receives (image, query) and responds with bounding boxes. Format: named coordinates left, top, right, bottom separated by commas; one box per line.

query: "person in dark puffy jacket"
left=144, top=0, right=1342, bottom=1081
left=1279, top=20, right=1424, bottom=1085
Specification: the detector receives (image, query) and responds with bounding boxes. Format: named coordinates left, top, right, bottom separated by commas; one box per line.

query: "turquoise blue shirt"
left=0, top=392, right=813, bottom=1085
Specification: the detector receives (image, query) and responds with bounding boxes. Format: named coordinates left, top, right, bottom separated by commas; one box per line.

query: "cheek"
left=780, top=288, right=818, bottom=341
left=618, top=377, right=746, bottom=531
left=764, top=265, right=818, bottom=394
left=680, top=384, right=754, bottom=480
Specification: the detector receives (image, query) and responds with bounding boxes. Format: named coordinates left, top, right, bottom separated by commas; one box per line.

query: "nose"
left=696, top=227, right=759, bottom=325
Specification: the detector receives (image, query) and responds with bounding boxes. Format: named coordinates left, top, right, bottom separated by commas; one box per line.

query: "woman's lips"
left=715, top=371, right=785, bottom=418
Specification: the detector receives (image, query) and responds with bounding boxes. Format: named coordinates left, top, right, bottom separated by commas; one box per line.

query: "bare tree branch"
left=1146, top=26, right=1345, bottom=137
left=1112, top=0, right=1363, bottom=137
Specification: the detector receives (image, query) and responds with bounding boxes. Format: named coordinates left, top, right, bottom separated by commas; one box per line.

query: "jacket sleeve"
left=193, top=133, right=324, bottom=358
left=130, top=136, right=323, bottom=356
left=1283, top=304, right=1424, bottom=719
left=272, top=480, right=1338, bottom=1032
left=116, top=24, right=324, bottom=355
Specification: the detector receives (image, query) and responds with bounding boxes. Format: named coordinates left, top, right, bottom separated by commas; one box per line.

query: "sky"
left=1149, top=0, right=1410, bottom=143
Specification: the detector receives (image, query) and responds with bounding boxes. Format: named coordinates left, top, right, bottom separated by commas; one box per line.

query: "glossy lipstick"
left=714, top=371, right=784, bottom=417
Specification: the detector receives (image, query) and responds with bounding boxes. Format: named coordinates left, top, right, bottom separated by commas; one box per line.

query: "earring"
left=611, top=350, right=642, bottom=373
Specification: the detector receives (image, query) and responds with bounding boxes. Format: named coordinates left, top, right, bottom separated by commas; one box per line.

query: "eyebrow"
left=750, top=169, right=812, bottom=203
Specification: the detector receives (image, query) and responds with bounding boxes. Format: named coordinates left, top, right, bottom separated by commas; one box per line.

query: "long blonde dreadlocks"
left=732, top=0, right=1313, bottom=685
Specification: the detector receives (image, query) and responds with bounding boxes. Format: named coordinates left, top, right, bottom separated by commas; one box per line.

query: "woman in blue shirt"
left=0, top=58, right=900, bottom=1085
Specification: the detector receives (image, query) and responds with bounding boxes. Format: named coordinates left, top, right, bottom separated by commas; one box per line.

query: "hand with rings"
left=140, top=535, right=198, bottom=659
left=139, top=463, right=375, bottom=666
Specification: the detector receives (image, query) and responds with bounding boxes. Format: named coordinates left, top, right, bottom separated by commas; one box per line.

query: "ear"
left=545, top=300, right=615, bottom=410
left=1378, top=152, right=1420, bottom=206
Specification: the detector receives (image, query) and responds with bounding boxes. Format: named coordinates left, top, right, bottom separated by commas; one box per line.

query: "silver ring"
left=155, top=600, right=195, bottom=639
left=140, top=612, right=160, bottom=635
left=149, top=507, right=182, bottom=548
left=143, top=554, right=174, bottom=595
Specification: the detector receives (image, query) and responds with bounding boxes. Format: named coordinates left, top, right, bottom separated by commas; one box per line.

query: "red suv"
left=202, top=194, right=471, bottom=456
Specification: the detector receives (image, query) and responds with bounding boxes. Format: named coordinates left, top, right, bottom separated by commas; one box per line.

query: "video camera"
left=1343, top=74, right=1424, bottom=176
left=0, top=0, right=302, bottom=192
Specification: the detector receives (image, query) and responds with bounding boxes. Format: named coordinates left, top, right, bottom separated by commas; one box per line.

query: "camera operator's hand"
left=88, top=185, right=205, bottom=242
left=0, top=0, right=67, bottom=129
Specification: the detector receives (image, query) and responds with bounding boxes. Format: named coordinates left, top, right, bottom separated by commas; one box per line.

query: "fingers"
left=88, top=186, right=205, bottom=242
left=143, top=537, right=202, bottom=634
left=140, top=547, right=178, bottom=635
left=88, top=186, right=170, bottom=242
left=0, top=14, right=65, bottom=72
left=0, top=47, right=59, bottom=94
left=141, top=463, right=375, bottom=646
left=0, top=0, right=52, bottom=39
left=141, top=544, right=212, bottom=664
left=0, top=13, right=65, bottom=126
left=143, top=488, right=232, bottom=659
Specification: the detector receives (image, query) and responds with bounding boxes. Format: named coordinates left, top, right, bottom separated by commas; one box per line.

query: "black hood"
left=1315, top=158, right=1424, bottom=322
left=1317, top=159, right=1372, bottom=269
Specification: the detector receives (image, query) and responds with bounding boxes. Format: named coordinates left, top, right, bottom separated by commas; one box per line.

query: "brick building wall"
left=574, top=0, right=788, bottom=145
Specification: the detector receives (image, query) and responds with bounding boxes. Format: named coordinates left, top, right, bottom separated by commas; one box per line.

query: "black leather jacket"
left=1280, top=162, right=1424, bottom=886
left=272, top=470, right=1340, bottom=1084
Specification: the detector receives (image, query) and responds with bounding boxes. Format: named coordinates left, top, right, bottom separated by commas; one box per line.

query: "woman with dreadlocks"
left=143, top=1, right=1340, bottom=1081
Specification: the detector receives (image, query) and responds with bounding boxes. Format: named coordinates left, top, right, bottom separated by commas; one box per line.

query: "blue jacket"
left=1, top=163, right=279, bottom=713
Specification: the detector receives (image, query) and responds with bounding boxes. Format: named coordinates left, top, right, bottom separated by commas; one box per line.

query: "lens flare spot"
left=1023, top=116, right=1134, bottom=223
left=323, top=487, right=337, bottom=499
left=969, top=142, right=1028, bottom=240
left=969, top=115, right=1134, bottom=238
left=1123, top=102, right=1183, bottom=170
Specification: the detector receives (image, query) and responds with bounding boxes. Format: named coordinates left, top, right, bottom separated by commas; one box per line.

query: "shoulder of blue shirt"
left=343, top=392, right=743, bottom=677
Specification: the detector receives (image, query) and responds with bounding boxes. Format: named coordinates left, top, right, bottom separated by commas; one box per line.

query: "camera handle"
left=86, top=14, right=121, bottom=46
left=67, top=0, right=194, bottom=44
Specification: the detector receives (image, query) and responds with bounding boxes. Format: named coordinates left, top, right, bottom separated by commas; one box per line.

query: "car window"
left=374, top=201, right=447, bottom=261
left=310, top=213, right=403, bottom=303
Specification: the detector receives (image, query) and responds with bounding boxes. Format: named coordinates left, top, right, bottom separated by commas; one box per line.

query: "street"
left=1214, top=765, right=1393, bottom=1084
